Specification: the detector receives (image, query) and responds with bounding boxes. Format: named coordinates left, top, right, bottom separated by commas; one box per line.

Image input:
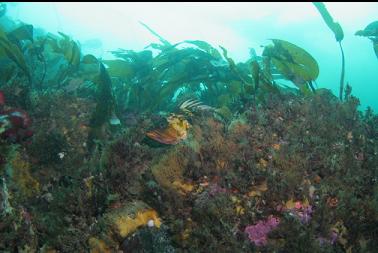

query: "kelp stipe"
left=312, top=2, right=346, bottom=101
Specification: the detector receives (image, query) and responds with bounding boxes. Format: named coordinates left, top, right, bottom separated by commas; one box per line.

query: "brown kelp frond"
left=355, top=21, right=378, bottom=39
left=312, top=2, right=344, bottom=42
left=139, top=21, right=172, bottom=47
left=355, top=21, right=378, bottom=59
left=262, top=39, right=319, bottom=94
left=0, top=26, right=30, bottom=81
left=87, top=62, right=115, bottom=151
left=45, top=32, right=81, bottom=67
left=313, top=2, right=346, bottom=100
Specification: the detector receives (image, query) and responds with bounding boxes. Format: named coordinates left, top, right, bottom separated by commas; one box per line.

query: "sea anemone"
left=326, top=197, right=338, bottom=208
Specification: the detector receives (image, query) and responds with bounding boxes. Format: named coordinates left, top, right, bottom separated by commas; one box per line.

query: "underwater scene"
left=0, top=2, right=378, bottom=252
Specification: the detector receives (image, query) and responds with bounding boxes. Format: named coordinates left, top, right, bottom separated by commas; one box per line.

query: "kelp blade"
left=312, top=2, right=344, bottom=42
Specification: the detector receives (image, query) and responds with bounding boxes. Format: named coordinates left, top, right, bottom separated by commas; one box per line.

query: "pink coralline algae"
left=244, top=215, right=280, bottom=246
